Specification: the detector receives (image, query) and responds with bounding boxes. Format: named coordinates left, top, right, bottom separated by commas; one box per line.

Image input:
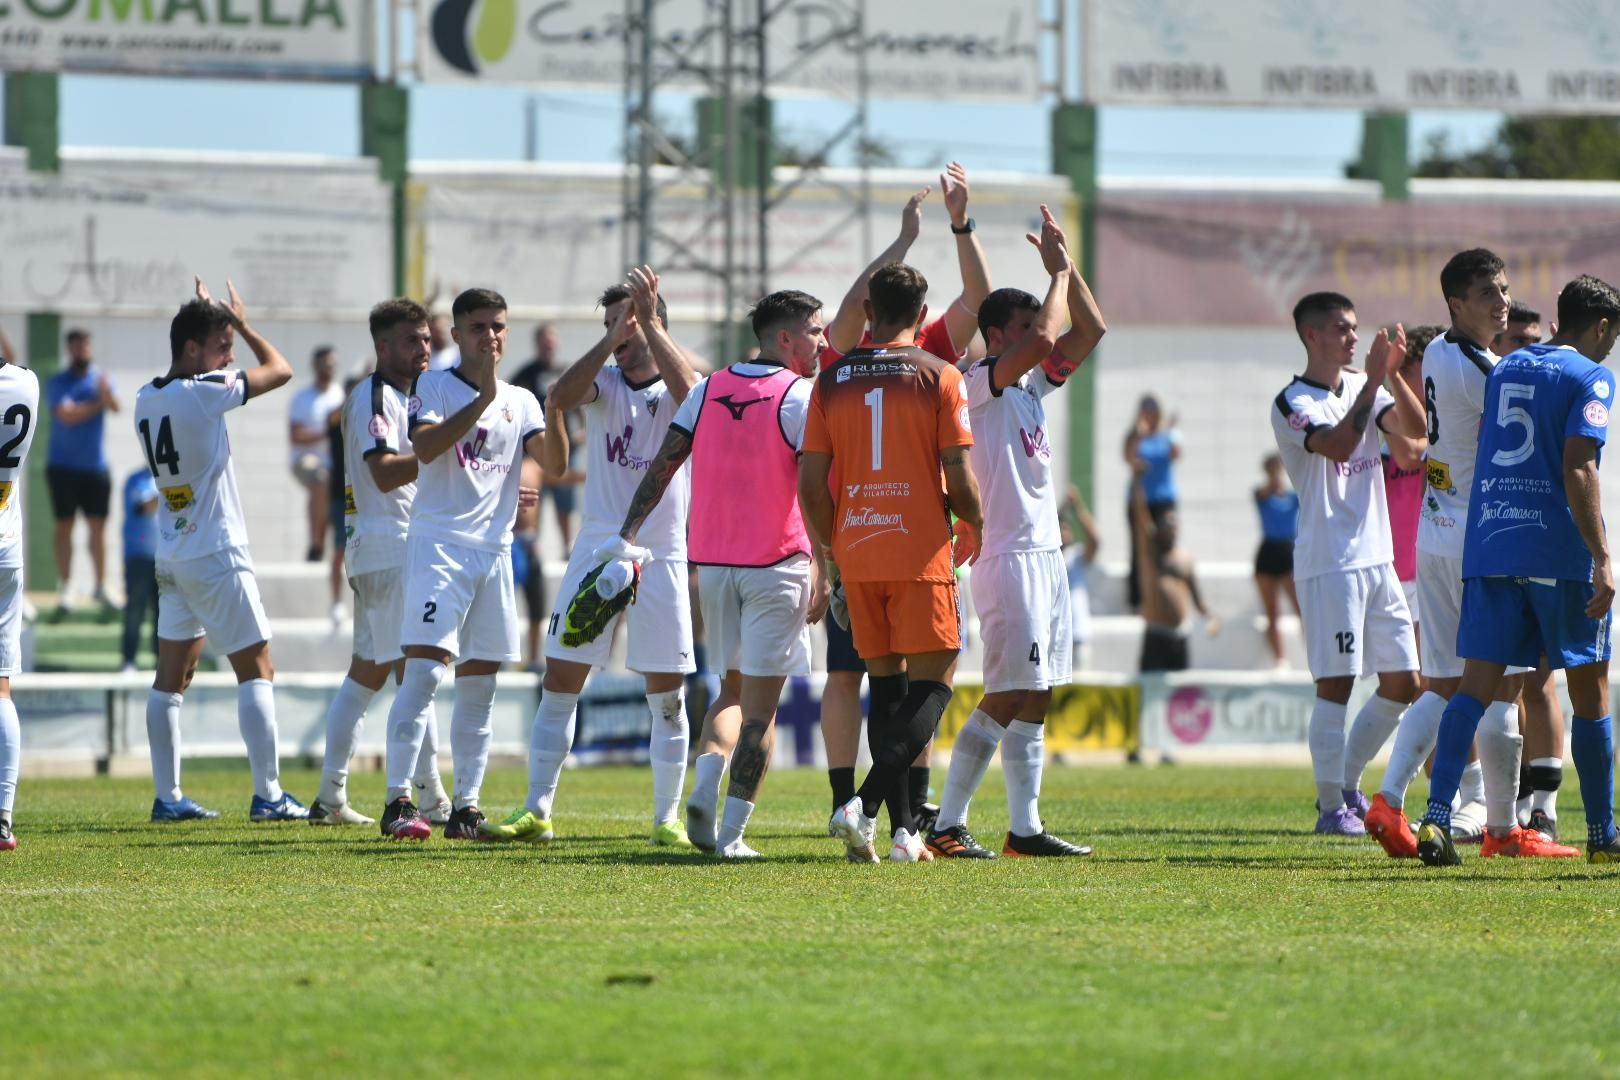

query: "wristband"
left=950, top=218, right=975, bottom=235
left=1041, top=350, right=1077, bottom=384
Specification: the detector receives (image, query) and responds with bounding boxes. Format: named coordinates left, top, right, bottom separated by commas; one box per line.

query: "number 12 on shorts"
left=1334, top=630, right=1356, bottom=655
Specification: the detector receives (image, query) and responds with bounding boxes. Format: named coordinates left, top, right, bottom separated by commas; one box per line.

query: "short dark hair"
left=1507, top=301, right=1541, bottom=325
left=978, top=287, right=1041, bottom=339
left=451, top=288, right=507, bottom=320
left=868, top=263, right=928, bottom=329
left=1440, top=248, right=1505, bottom=301
left=1405, top=324, right=1442, bottom=365
left=749, top=289, right=822, bottom=342
left=1291, top=292, right=1355, bottom=335
left=599, top=284, right=669, bottom=328
left=369, top=298, right=429, bottom=340
left=169, top=300, right=233, bottom=364
left=1556, top=275, right=1620, bottom=336
left=312, top=346, right=335, bottom=362
left=65, top=328, right=90, bottom=345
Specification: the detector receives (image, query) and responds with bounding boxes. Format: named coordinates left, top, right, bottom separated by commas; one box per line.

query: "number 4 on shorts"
left=1029, top=642, right=1041, bottom=663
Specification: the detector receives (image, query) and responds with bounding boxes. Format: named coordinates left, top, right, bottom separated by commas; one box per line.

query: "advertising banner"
left=940, top=680, right=1139, bottom=753
left=417, top=0, right=1040, bottom=101
left=0, top=159, right=393, bottom=316
left=1138, top=673, right=1321, bottom=752
left=1095, top=190, right=1620, bottom=326
left=1086, top=0, right=1620, bottom=113
left=0, top=0, right=373, bottom=80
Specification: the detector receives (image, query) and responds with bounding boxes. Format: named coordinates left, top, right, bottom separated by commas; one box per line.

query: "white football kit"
left=0, top=362, right=40, bottom=678
left=134, top=370, right=271, bottom=654
left=676, top=362, right=813, bottom=678
left=343, top=373, right=416, bottom=663
left=403, top=370, right=544, bottom=662
left=546, top=368, right=694, bottom=673
left=965, top=357, right=1073, bottom=692
left=1270, top=371, right=1418, bottom=678
left=1414, top=331, right=1503, bottom=678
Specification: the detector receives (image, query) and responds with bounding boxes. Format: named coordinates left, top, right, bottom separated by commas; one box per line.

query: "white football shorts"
left=1298, top=562, right=1418, bottom=680
left=546, top=544, right=695, bottom=674
left=399, top=536, right=520, bottom=663
left=0, top=566, right=22, bottom=677
left=971, top=548, right=1074, bottom=693
left=698, top=558, right=812, bottom=678
left=1415, top=550, right=1530, bottom=680
left=351, top=567, right=406, bottom=665
left=156, top=545, right=273, bottom=656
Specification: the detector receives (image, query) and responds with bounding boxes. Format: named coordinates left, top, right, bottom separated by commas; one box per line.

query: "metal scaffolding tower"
left=622, top=0, right=870, bottom=363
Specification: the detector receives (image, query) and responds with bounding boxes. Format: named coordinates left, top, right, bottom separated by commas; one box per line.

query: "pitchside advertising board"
left=1087, top=0, right=1620, bottom=113
left=0, top=0, right=373, bottom=79
left=416, top=0, right=1041, bottom=101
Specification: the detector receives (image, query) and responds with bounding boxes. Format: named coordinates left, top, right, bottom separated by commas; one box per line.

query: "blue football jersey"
left=1463, top=343, right=1612, bottom=581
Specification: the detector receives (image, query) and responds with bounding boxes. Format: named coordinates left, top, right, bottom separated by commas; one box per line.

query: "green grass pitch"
left=3, top=764, right=1618, bottom=1077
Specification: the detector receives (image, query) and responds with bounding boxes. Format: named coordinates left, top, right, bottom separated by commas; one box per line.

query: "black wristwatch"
left=950, top=218, right=975, bottom=235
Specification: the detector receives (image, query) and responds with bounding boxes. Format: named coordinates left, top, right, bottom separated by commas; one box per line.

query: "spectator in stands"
left=120, top=468, right=159, bottom=673
left=1132, top=475, right=1217, bottom=673
left=1253, top=453, right=1300, bottom=668
left=1062, top=484, right=1100, bottom=672
left=1491, top=302, right=1542, bottom=355
left=46, top=328, right=118, bottom=616
left=1124, top=394, right=1180, bottom=611
left=287, top=347, right=345, bottom=563
left=428, top=314, right=460, bottom=371
left=510, top=323, right=580, bottom=549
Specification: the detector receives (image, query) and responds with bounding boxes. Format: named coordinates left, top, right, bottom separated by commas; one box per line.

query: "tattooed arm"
left=1305, top=328, right=1398, bottom=463
left=618, top=425, right=694, bottom=543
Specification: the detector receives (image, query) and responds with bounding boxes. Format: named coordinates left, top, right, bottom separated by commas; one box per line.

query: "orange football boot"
left=1364, top=793, right=1418, bottom=858
left=1481, top=825, right=1579, bottom=858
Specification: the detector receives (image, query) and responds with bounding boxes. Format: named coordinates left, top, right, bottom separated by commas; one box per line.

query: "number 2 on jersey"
left=139, top=416, right=181, bottom=476
left=863, top=387, right=884, bottom=471
left=0, top=404, right=31, bottom=468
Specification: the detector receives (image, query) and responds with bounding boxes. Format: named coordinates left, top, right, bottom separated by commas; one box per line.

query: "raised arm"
left=1306, top=329, right=1397, bottom=463
left=1376, top=324, right=1427, bottom=450
left=1565, top=435, right=1614, bottom=618
left=939, top=162, right=991, bottom=354
left=411, top=362, right=496, bottom=465
left=627, top=266, right=698, bottom=404
left=991, top=205, right=1070, bottom=392
left=549, top=304, right=637, bottom=412
left=619, top=425, right=694, bottom=543
left=1054, top=248, right=1107, bottom=376
left=201, top=279, right=292, bottom=399
left=825, top=187, right=929, bottom=354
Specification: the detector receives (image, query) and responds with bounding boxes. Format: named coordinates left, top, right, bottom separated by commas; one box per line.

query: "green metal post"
left=1359, top=111, right=1410, bottom=201
left=695, top=95, right=772, bottom=364
left=5, top=73, right=61, bottom=592
left=361, top=82, right=410, bottom=297
left=1050, top=102, right=1099, bottom=507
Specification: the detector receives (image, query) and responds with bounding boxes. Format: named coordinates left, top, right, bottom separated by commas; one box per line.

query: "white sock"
left=1530, top=756, right=1562, bottom=819
left=1459, top=758, right=1486, bottom=808
left=384, top=658, right=446, bottom=800
left=646, top=688, right=688, bottom=825
left=1479, top=702, right=1522, bottom=831
left=1342, top=693, right=1405, bottom=794
left=717, top=795, right=754, bottom=848
left=1001, top=719, right=1045, bottom=837
left=936, top=709, right=1004, bottom=831
left=146, top=689, right=184, bottom=802
left=1308, top=697, right=1349, bottom=811
left=238, top=679, right=283, bottom=802
left=689, top=751, right=726, bottom=815
left=450, top=673, right=497, bottom=810
left=0, top=697, right=18, bottom=815
left=1380, top=691, right=1445, bottom=809
left=527, top=690, right=578, bottom=817
left=412, top=703, right=447, bottom=799
left=318, top=677, right=375, bottom=806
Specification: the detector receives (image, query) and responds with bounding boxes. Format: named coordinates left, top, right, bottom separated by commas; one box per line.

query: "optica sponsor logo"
left=430, top=0, right=516, bottom=74
left=1165, top=685, right=1213, bottom=744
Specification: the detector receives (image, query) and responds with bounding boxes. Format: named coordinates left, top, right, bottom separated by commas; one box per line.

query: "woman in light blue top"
left=1254, top=453, right=1300, bottom=667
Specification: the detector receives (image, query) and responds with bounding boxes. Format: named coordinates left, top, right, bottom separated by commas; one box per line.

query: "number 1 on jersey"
left=864, top=387, right=884, bottom=471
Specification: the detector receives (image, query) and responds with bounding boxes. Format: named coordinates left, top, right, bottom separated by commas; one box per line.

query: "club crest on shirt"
left=368, top=415, right=391, bottom=439
left=407, top=395, right=423, bottom=416
left=1586, top=401, right=1609, bottom=427
left=646, top=395, right=659, bottom=417
left=502, top=405, right=513, bottom=423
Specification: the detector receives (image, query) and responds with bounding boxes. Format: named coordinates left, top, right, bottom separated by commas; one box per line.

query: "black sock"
left=909, top=766, right=932, bottom=816
left=828, top=767, right=856, bottom=811
left=1528, top=762, right=1563, bottom=794
left=1518, top=762, right=1533, bottom=802
left=860, top=674, right=909, bottom=819
left=860, top=680, right=952, bottom=829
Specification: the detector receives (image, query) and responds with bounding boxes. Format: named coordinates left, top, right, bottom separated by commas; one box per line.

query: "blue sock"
left=1424, top=694, right=1487, bottom=828
left=1570, top=715, right=1616, bottom=850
